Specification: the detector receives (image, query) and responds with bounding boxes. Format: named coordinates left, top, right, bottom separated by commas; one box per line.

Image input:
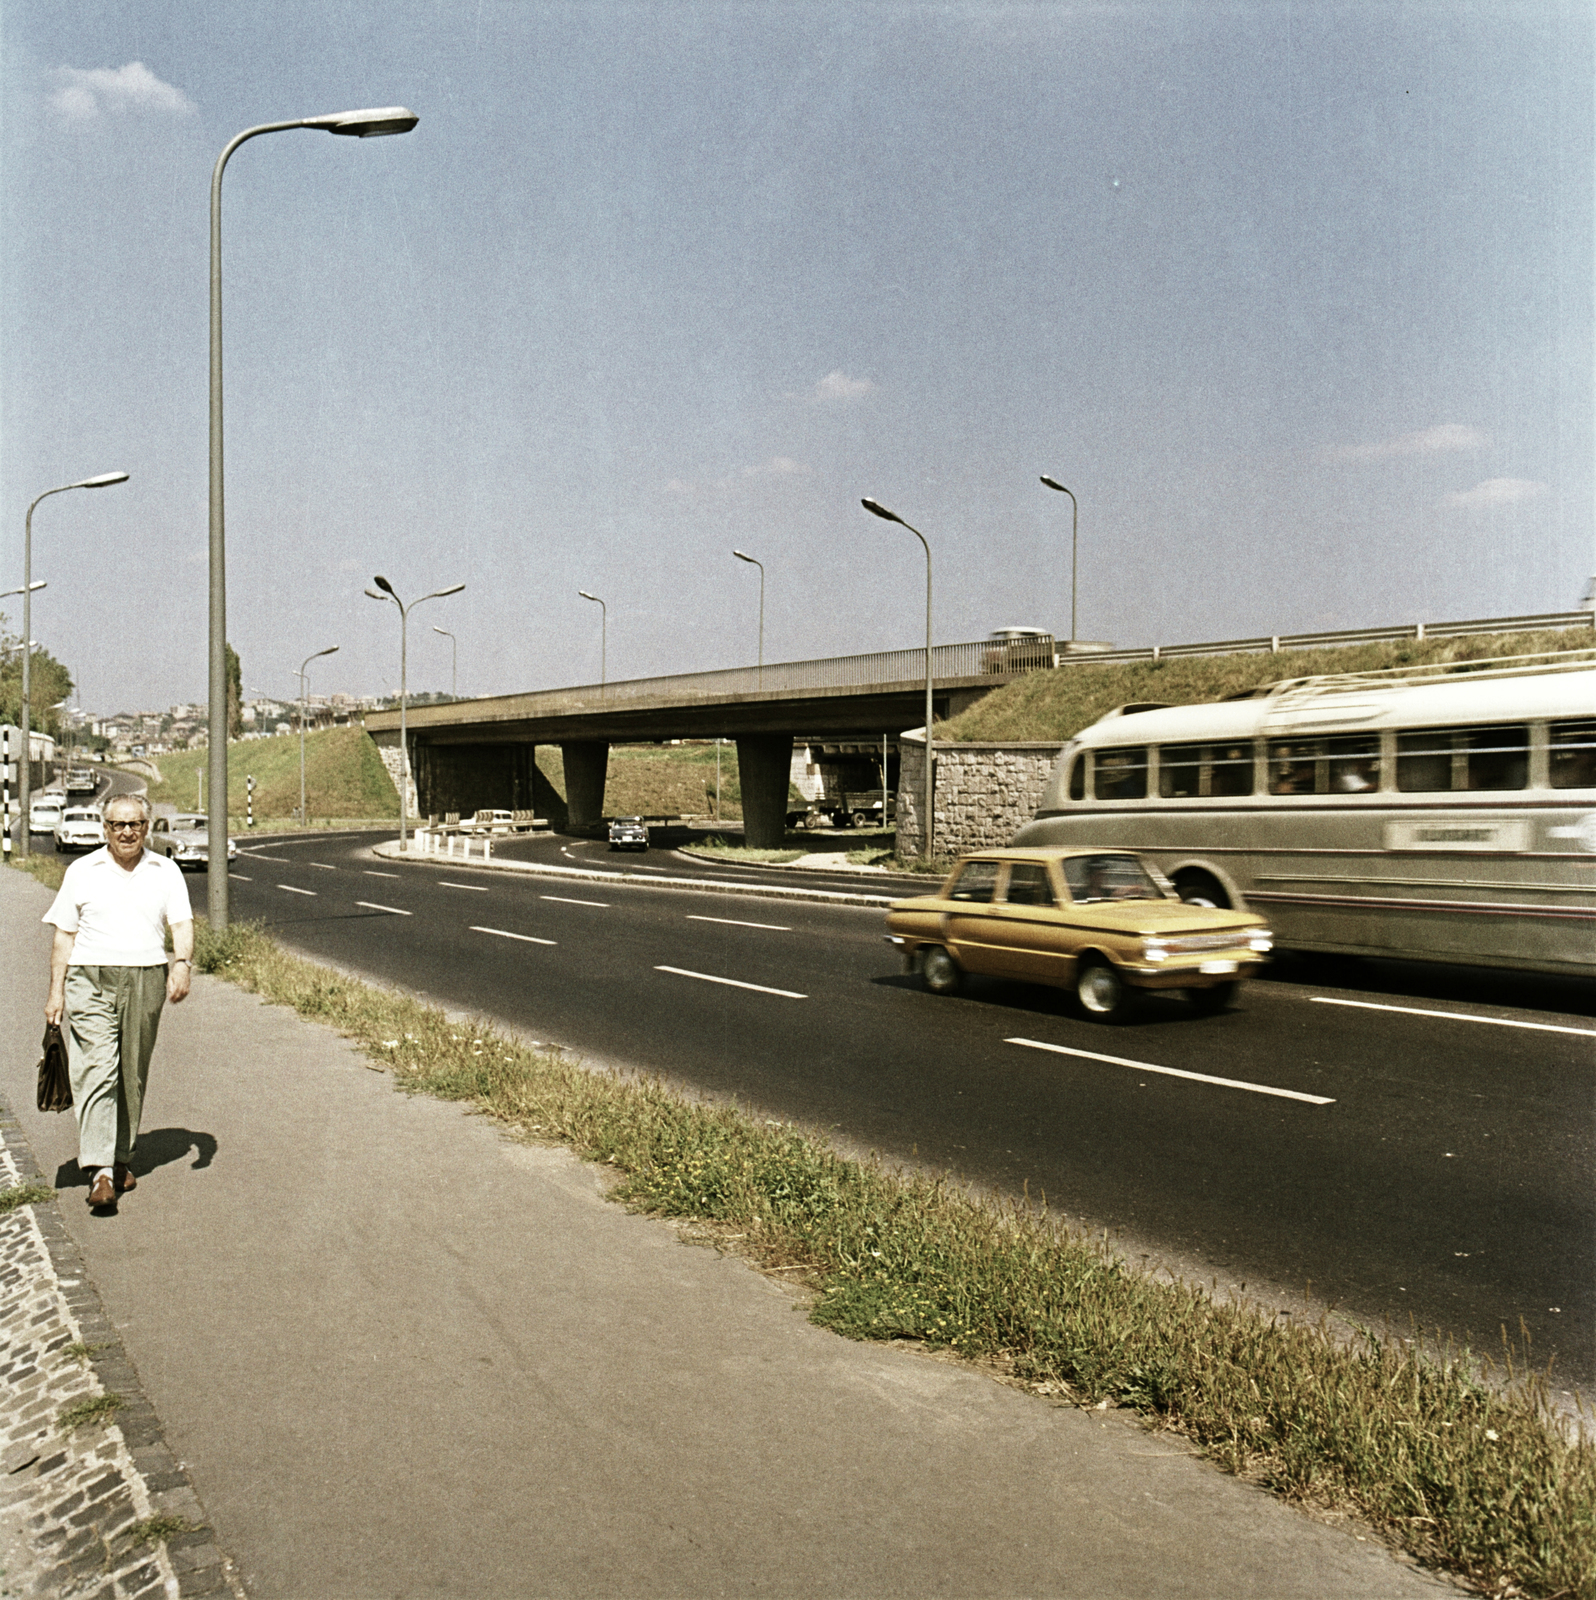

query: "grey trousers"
left=64, top=964, right=167, bottom=1170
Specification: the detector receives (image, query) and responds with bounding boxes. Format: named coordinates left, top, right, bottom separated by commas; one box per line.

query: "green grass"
left=941, top=626, right=1596, bottom=743
left=57, top=1394, right=123, bottom=1431
left=59, top=1341, right=107, bottom=1366
left=5, top=852, right=67, bottom=892
left=0, top=1181, right=56, bottom=1215
left=125, top=1515, right=202, bottom=1548
left=191, top=915, right=1595, bottom=1598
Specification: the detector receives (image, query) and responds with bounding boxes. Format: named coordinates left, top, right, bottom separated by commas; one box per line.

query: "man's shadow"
left=54, top=1128, right=218, bottom=1190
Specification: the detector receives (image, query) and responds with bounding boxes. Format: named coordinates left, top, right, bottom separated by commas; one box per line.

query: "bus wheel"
left=1188, top=981, right=1238, bottom=1015
left=1077, top=960, right=1135, bottom=1022
left=1173, top=868, right=1230, bottom=909
left=922, top=947, right=963, bottom=995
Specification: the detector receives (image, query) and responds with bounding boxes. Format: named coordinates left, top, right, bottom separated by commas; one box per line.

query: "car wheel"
left=851, top=811, right=868, bottom=828
left=1188, top=981, right=1238, bottom=1015
left=921, top=946, right=963, bottom=995
left=1077, top=959, right=1135, bottom=1022
left=1172, top=868, right=1231, bottom=909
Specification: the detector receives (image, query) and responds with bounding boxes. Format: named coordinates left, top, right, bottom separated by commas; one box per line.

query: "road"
left=205, top=826, right=1596, bottom=1391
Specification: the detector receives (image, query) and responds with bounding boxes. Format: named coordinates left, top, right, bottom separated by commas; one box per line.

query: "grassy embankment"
left=121, top=915, right=1589, bottom=1598
left=536, top=741, right=756, bottom=820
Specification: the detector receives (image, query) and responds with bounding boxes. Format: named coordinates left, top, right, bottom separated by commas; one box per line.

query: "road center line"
left=438, top=881, right=491, bottom=892
left=542, top=895, right=610, bottom=907
left=1005, top=1038, right=1335, bottom=1105
left=471, top=925, right=557, bottom=946
left=655, top=965, right=806, bottom=999
left=686, top=915, right=791, bottom=932
left=277, top=885, right=317, bottom=897
left=230, top=874, right=253, bottom=882
left=247, top=856, right=294, bottom=864
left=356, top=901, right=412, bottom=916
left=1310, top=996, right=1596, bottom=1037
left=363, top=870, right=399, bottom=879
left=309, top=863, right=336, bottom=871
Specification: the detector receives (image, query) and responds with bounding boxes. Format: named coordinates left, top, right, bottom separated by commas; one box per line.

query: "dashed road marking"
left=278, top=884, right=317, bottom=896
left=1310, top=996, right=1595, bottom=1037
left=472, top=925, right=556, bottom=946
left=1006, top=1038, right=1336, bottom=1105
left=655, top=965, right=806, bottom=999
left=363, top=870, right=400, bottom=878
left=356, top=901, right=412, bottom=916
left=686, top=914, right=791, bottom=931
left=543, top=895, right=610, bottom=907
left=439, top=881, right=490, bottom=891
left=231, top=874, right=253, bottom=882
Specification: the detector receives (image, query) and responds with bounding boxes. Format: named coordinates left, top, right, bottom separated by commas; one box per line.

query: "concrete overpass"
left=362, top=635, right=1056, bottom=846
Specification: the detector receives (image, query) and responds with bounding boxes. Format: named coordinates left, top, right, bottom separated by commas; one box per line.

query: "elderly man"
left=43, top=792, right=194, bottom=1211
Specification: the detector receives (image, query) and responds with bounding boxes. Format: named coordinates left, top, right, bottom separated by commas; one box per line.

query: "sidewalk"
left=0, top=866, right=1459, bottom=1597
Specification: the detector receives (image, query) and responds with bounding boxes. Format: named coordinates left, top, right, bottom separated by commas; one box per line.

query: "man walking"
left=43, top=792, right=194, bottom=1210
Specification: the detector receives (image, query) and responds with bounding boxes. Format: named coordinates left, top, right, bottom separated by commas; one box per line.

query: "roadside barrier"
left=409, top=828, right=493, bottom=862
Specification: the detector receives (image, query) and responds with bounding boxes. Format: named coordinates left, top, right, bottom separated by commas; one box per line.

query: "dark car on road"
left=608, top=816, right=649, bottom=851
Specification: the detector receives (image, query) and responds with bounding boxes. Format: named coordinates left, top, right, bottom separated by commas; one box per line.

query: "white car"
left=54, top=806, right=106, bottom=854
left=148, top=813, right=239, bottom=869
left=29, top=799, right=65, bottom=836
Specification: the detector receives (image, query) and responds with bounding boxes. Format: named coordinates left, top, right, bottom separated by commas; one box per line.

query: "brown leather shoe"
left=88, top=1173, right=117, bottom=1208
left=114, top=1163, right=137, bottom=1193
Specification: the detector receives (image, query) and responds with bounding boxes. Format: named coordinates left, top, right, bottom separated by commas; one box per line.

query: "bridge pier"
left=561, top=741, right=610, bottom=828
left=735, top=734, right=792, bottom=849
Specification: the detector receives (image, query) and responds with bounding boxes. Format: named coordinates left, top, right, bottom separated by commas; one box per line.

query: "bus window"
left=1268, top=741, right=1317, bottom=795
left=1549, top=720, right=1596, bottom=789
left=1094, top=747, right=1147, bottom=801
left=1158, top=743, right=1203, bottom=798
left=1068, top=755, right=1086, bottom=801
left=1210, top=743, right=1255, bottom=797
left=1465, top=726, right=1528, bottom=791
left=1397, top=730, right=1453, bottom=792
left=1327, top=735, right=1380, bottom=794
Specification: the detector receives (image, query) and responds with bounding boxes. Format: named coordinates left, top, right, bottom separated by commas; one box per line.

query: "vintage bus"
left=1011, top=652, right=1596, bottom=976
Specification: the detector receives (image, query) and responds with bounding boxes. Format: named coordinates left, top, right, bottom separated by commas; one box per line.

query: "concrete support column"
left=560, top=741, right=610, bottom=829
left=735, top=734, right=793, bottom=849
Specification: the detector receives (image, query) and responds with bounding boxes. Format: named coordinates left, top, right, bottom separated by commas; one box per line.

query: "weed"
left=57, top=1394, right=122, bottom=1431
left=125, top=1515, right=202, bottom=1547
left=59, top=1342, right=107, bottom=1366
left=0, top=1182, right=56, bottom=1215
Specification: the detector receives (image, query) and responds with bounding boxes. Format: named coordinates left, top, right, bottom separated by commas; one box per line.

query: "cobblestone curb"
left=0, top=1098, right=244, bottom=1599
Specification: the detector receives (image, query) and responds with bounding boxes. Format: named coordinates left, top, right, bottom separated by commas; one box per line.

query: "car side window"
left=153, top=818, right=168, bottom=833
left=1003, top=863, right=1055, bottom=907
left=947, top=860, right=1002, bottom=903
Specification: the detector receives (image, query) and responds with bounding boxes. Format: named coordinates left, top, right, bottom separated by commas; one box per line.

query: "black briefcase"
left=37, top=1022, right=72, bottom=1114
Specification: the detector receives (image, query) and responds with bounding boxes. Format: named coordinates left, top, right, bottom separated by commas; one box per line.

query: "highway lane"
left=222, top=830, right=1596, bottom=1388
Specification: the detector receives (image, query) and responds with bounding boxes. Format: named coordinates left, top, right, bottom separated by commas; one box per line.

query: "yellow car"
left=884, top=847, right=1273, bottom=1021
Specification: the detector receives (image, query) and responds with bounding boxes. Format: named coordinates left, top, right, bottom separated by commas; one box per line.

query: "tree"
left=226, top=642, right=243, bottom=742
left=0, top=612, right=74, bottom=737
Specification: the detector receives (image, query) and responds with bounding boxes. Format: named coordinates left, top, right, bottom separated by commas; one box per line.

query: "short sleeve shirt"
left=43, top=848, right=194, bottom=967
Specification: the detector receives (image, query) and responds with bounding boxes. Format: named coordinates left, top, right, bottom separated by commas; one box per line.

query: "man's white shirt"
left=43, top=848, right=194, bottom=966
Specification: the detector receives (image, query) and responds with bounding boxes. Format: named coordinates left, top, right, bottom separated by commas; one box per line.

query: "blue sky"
left=2, top=1, right=1590, bottom=711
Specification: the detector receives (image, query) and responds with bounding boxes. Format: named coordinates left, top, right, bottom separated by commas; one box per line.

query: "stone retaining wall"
left=897, top=733, right=1066, bottom=860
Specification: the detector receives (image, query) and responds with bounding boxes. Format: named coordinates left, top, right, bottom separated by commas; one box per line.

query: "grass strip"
left=193, top=917, right=1593, bottom=1598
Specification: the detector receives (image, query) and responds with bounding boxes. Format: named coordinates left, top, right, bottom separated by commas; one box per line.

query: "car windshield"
left=1062, top=854, right=1167, bottom=904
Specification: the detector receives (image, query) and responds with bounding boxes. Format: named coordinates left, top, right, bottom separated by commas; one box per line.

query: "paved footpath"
left=0, top=866, right=1461, bottom=1598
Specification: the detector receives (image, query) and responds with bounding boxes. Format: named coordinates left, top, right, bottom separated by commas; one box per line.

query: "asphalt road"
left=214, top=828, right=1595, bottom=1390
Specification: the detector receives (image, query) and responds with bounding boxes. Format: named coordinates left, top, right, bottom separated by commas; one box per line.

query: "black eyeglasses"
left=106, top=821, right=147, bottom=833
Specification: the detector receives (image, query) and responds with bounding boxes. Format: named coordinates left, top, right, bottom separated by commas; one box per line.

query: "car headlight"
left=1140, top=939, right=1171, bottom=962
left=1248, top=932, right=1273, bottom=952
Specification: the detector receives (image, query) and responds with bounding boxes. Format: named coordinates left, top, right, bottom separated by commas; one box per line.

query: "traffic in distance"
left=1013, top=652, right=1596, bottom=978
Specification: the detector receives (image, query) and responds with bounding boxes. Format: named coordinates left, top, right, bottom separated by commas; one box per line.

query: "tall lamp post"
left=366, top=577, right=463, bottom=848
left=296, top=645, right=339, bottom=825
left=19, top=474, right=129, bottom=859
left=1039, top=476, right=1079, bottom=645
left=432, top=625, right=458, bottom=699
left=860, top=499, right=935, bottom=859
left=578, top=591, right=607, bottom=690
left=208, top=105, right=419, bottom=928
left=732, top=549, right=765, bottom=686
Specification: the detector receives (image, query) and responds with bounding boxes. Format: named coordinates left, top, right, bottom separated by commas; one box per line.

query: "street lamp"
left=578, top=591, right=607, bottom=690
left=296, top=646, right=339, bottom=825
left=0, top=581, right=46, bottom=599
left=732, top=549, right=765, bottom=686
left=18, top=473, right=129, bottom=858
left=1039, top=476, right=1079, bottom=645
left=860, top=498, right=934, bottom=860
left=366, top=577, right=463, bottom=848
left=208, top=105, right=419, bottom=927
left=432, top=625, right=458, bottom=699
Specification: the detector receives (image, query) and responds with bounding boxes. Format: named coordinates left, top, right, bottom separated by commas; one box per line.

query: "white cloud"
left=1330, top=424, right=1490, bottom=463
left=1441, top=478, right=1547, bottom=509
left=812, top=370, right=876, bottom=402
left=49, top=62, right=195, bottom=121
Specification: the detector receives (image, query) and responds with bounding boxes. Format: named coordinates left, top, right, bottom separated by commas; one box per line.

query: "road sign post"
left=247, top=773, right=255, bottom=829
left=2, top=728, right=11, bottom=860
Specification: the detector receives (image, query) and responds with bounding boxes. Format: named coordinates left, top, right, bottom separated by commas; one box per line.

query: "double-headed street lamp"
left=297, top=646, right=339, bottom=825
left=432, top=625, right=458, bottom=699
left=732, top=549, right=765, bottom=686
left=1039, top=476, right=1079, bottom=645
left=366, top=577, right=463, bottom=848
left=208, top=105, right=419, bottom=926
left=860, top=499, right=935, bottom=860
left=19, top=474, right=129, bottom=858
left=578, top=591, right=607, bottom=690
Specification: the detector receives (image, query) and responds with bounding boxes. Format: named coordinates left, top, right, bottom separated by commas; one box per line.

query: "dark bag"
left=37, top=1022, right=72, bottom=1114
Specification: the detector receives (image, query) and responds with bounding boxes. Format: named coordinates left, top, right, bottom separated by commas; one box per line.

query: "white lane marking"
left=1006, top=1038, right=1336, bottom=1105
left=439, top=881, right=490, bottom=891
left=307, top=862, right=336, bottom=870
left=472, top=925, right=556, bottom=946
left=1310, top=996, right=1596, bottom=1038
left=655, top=965, right=806, bottom=999
left=356, top=901, right=412, bottom=916
left=247, top=856, right=294, bottom=864
left=363, top=870, right=399, bottom=879
left=686, top=914, right=792, bottom=932
left=231, top=874, right=253, bottom=882
left=278, top=884, right=317, bottom=896
left=543, top=895, right=610, bottom=907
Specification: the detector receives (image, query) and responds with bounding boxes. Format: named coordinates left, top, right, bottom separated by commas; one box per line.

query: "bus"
left=1010, top=651, right=1596, bottom=977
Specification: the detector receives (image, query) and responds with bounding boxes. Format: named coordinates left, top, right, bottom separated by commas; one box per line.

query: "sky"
left=2, top=0, right=1591, bottom=714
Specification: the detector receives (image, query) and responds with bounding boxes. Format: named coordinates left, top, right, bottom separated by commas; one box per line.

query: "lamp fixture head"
left=860, top=498, right=903, bottom=525
left=373, top=575, right=395, bottom=595
left=1039, top=476, right=1071, bottom=494
left=306, top=106, right=419, bottom=138
left=79, top=472, right=130, bottom=488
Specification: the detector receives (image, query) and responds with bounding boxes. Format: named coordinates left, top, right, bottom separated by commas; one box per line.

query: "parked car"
left=54, top=806, right=106, bottom=854
left=28, top=798, right=65, bottom=836
left=147, top=813, right=239, bottom=869
left=981, top=627, right=1057, bottom=675
left=884, top=847, right=1273, bottom=1021
left=608, top=816, right=649, bottom=851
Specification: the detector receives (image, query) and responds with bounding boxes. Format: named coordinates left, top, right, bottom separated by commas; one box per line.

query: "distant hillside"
left=938, top=626, right=1594, bottom=744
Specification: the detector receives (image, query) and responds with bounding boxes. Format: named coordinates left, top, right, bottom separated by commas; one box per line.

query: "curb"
left=0, top=1098, right=246, bottom=1599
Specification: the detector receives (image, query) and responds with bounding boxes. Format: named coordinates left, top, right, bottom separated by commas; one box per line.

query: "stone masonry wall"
left=897, top=733, right=1066, bottom=860
left=368, top=731, right=418, bottom=819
